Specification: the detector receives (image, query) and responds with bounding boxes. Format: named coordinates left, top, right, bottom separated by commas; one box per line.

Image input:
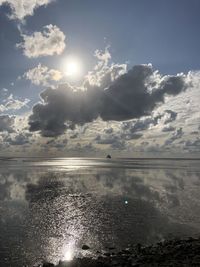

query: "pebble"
left=82, top=244, right=90, bottom=250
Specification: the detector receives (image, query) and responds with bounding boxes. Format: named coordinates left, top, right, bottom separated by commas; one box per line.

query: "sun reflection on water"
left=32, top=158, right=109, bottom=171
left=63, top=248, right=73, bottom=261
left=62, top=241, right=75, bottom=262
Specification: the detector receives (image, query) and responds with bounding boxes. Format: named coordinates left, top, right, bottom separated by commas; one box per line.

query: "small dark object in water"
left=82, top=244, right=90, bottom=250
left=43, top=263, right=55, bottom=267
left=106, top=154, right=111, bottom=159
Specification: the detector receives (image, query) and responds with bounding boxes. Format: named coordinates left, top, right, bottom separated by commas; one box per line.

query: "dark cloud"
left=44, top=138, right=68, bottom=150
left=70, top=133, right=78, bottom=139
left=104, top=128, right=113, bottom=134
left=162, top=125, right=176, bottom=132
left=29, top=83, right=102, bottom=137
left=29, top=64, right=187, bottom=137
left=4, top=132, right=32, bottom=146
left=100, top=67, right=186, bottom=121
left=124, top=133, right=143, bottom=140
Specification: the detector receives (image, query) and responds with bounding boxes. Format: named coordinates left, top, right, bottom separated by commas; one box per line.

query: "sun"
left=65, top=56, right=82, bottom=78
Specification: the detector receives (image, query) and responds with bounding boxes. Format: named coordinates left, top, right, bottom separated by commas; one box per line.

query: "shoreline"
left=40, top=236, right=200, bottom=267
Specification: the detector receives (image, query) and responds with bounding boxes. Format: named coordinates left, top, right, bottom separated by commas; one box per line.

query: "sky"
left=0, top=0, right=200, bottom=157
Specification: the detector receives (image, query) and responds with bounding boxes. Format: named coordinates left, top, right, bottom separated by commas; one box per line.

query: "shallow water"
left=0, top=157, right=200, bottom=266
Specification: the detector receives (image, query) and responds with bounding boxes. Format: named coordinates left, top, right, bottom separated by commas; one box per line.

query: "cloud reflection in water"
left=0, top=158, right=200, bottom=266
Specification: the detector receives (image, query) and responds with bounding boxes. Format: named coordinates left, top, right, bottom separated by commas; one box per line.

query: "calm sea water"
left=0, top=157, right=200, bottom=266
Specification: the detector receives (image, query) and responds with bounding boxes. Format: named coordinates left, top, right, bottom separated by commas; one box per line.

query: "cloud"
left=0, top=0, right=54, bottom=20
left=122, top=117, right=155, bottom=133
left=162, top=125, right=175, bottom=132
left=115, top=109, right=178, bottom=140
left=29, top=83, right=100, bottom=137
left=3, top=94, right=29, bottom=111
left=94, top=47, right=111, bottom=63
left=0, top=115, right=15, bottom=132
left=0, top=94, right=29, bottom=113
left=156, top=110, right=177, bottom=125
left=100, top=65, right=186, bottom=121
left=4, top=132, right=31, bottom=145
left=184, top=139, right=200, bottom=152
left=122, top=132, right=143, bottom=140
left=0, top=88, right=8, bottom=97
left=17, top=24, right=66, bottom=58
left=29, top=63, right=189, bottom=137
left=85, top=47, right=127, bottom=88
left=23, top=64, right=63, bottom=86
left=125, top=109, right=177, bottom=135
left=164, top=127, right=184, bottom=146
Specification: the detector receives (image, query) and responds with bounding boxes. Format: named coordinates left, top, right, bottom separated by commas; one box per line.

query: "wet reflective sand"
left=0, top=157, right=200, bottom=266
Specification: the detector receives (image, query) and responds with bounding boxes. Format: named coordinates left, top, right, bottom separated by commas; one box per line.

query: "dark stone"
left=82, top=244, right=90, bottom=250
left=104, top=252, right=111, bottom=257
left=43, top=263, right=55, bottom=267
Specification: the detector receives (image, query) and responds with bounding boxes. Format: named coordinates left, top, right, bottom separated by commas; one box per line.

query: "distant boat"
left=106, top=154, right=112, bottom=159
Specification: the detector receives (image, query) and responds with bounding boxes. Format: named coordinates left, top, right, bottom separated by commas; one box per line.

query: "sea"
left=0, top=157, right=200, bottom=266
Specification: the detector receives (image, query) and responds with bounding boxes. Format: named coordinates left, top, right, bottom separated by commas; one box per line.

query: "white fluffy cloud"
left=23, top=64, right=63, bottom=86
left=85, top=47, right=127, bottom=88
left=0, top=115, right=15, bottom=132
left=4, top=94, right=29, bottom=110
left=17, top=24, right=66, bottom=58
left=0, top=94, right=29, bottom=112
left=0, top=0, right=54, bottom=20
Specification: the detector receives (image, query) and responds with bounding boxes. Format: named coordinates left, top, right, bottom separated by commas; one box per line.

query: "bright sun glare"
left=62, top=241, right=75, bottom=262
left=64, top=251, right=72, bottom=261
left=64, top=248, right=73, bottom=261
left=65, top=57, right=82, bottom=78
